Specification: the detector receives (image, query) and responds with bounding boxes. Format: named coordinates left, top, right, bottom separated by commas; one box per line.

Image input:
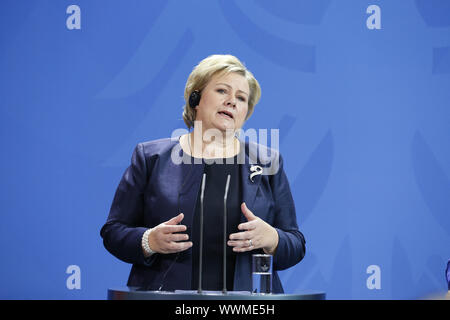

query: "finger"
left=241, top=202, right=256, bottom=221
left=168, top=233, right=189, bottom=242
left=167, top=241, right=193, bottom=253
left=229, top=231, right=252, bottom=241
left=161, top=224, right=187, bottom=234
left=227, top=240, right=253, bottom=248
left=232, top=244, right=254, bottom=253
left=166, top=213, right=184, bottom=225
left=238, top=220, right=257, bottom=231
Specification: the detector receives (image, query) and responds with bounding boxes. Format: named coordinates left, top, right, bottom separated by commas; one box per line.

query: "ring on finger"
left=249, top=239, right=253, bottom=247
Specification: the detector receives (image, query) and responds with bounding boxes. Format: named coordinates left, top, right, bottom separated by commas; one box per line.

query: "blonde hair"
left=182, top=54, right=261, bottom=129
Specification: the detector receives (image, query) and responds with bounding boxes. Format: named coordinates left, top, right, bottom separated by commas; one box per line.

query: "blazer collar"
left=239, top=140, right=262, bottom=210
left=175, top=137, right=273, bottom=212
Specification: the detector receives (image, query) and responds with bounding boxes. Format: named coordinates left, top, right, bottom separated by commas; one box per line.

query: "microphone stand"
left=223, top=175, right=231, bottom=294
left=198, top=173, right=206, bottom=294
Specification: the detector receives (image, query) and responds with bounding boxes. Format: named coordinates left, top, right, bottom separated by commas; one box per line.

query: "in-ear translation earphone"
left=189, top=90, right=201, bottom=108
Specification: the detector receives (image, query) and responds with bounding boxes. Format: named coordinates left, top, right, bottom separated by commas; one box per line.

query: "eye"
left=217, top=88, right=226, bottom=94
left=238, top=96, right=247, bottom=102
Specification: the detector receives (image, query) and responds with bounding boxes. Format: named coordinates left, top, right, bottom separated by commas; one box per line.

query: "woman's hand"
left=228, top=203, right=279, bottom=255
left=148, top=213, right=193, bottom=254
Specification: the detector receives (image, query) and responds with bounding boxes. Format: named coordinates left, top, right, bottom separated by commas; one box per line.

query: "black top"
left=191, top=156, right=242, bottom=291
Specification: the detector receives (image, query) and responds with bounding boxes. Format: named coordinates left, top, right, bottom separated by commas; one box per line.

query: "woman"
left=100, top=54, right=306, bottom=293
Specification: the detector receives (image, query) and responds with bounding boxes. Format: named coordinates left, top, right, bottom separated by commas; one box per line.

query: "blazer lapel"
left=178, top=153, right=205, bottom=228
left=240, top=162, right=262, bottom=214
left=239, top=140, right=262, bottom=220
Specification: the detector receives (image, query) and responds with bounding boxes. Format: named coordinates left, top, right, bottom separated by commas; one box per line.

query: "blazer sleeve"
left=270, top=154, right=306, bottom=271
left=100, top=143, right=155, bottom=267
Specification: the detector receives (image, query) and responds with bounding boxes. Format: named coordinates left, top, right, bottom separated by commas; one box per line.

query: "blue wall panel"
left=0, top=0, right=449, bottom=299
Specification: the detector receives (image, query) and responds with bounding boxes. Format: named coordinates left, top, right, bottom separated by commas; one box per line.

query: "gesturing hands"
left=228, top=202, right=279, bottom=255
left=146, top=204, right=278, bottom=255
left=147, top=213, right=193, bottom=254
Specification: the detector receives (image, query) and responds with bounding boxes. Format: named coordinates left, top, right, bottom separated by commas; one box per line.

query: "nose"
left=226, top=96, right=236, bottom=107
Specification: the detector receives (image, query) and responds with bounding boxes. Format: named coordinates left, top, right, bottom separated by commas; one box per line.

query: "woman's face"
left=195, top=72, right=250, bottom=133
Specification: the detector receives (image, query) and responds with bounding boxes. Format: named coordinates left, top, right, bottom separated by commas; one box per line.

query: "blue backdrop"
left=1, top=0, right=449, bottom=300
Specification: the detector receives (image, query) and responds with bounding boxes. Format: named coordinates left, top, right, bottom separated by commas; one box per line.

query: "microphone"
left=198, top=173, right=207, bottom=294
left=223, top=174, right=231, bottom=294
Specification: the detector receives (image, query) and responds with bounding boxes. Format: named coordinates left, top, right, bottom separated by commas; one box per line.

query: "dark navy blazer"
left=100, top=137, right=306, bottom=293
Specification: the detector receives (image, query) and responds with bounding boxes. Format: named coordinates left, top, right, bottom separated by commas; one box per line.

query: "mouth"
left=218, top=110, right=234, bottom=119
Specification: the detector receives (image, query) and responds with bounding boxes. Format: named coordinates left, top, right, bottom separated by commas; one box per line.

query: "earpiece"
left=189, top=90, right=201, bottom=108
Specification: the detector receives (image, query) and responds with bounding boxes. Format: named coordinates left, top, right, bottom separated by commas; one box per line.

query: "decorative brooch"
left=249, top=165, right=263, bottom=182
